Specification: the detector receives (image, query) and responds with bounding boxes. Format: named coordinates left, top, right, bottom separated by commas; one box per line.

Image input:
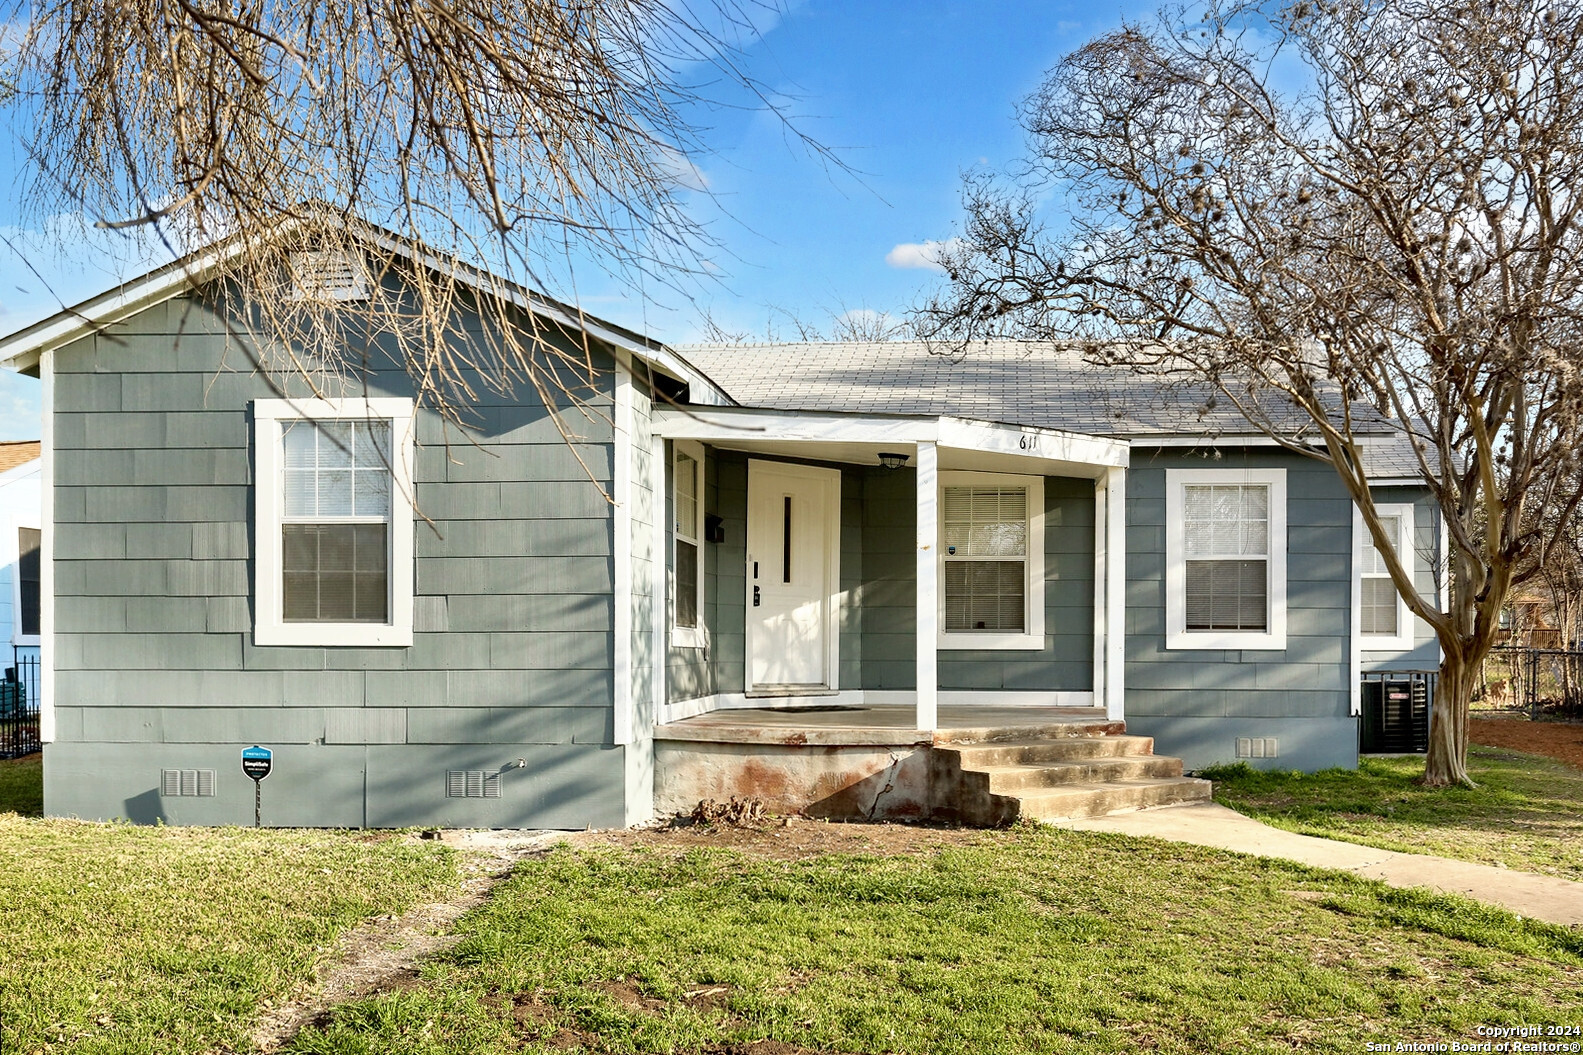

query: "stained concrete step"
left=949, top=734, right=1159, bottom=767
left=1011, top=776, right=1213, bottom=822
left=980, top=754, right=1185, bottom=793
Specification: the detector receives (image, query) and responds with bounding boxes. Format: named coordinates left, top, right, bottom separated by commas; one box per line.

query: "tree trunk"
left=1424, top=651, right=1475, bottom=787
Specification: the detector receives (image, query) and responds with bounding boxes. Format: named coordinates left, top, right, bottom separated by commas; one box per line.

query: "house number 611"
left=1019, top=434, right=1039, bottom=453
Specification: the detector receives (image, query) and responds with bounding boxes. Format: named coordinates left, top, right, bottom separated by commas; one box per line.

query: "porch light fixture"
left=877, top=451, right=909, bottom=471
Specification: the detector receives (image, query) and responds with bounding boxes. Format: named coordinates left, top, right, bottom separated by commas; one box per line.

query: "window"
left=16, top=527, right=39, bottom=640
left=253, top=398, right=415, bottom=647
left=1166, top=468, right=1286, bottom=650
left=938, top=471, right=1045, bottom=650
left=672, top=439, right=705, bottom=648
left=1357, top=503, right=1415, bottom=651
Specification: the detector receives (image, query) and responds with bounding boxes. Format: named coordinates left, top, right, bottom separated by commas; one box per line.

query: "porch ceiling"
left=653, top=407, right=1128, bottom=478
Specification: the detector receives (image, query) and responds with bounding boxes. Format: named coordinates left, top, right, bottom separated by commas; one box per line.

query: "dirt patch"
left=1470, top=718, right=1583, bottom=770
left=248, top=830, right=561, bottom=1053
left=568, top=814, right=1001, bottom=861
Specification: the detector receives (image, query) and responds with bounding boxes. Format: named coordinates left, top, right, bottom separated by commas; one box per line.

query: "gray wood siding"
left=1361, top=485, right=1443, bottom=672
left=1122, top=449, right=1351, bottom=722
left=858, top=470, right=1095, bottom=692
left=47, top=285, right=633, bottom=827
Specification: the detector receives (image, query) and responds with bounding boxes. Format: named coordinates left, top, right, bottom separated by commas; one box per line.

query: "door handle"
left=753, top=585, right=761, bottom=607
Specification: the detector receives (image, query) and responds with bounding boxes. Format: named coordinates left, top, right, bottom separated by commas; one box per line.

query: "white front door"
left=746, top=460, right=840, bottom=693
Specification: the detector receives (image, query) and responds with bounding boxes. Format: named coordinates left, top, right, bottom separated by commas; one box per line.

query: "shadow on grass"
left=0, top=754, right=42, bottom=816
left=1204, top=747, right=1583, bottom=878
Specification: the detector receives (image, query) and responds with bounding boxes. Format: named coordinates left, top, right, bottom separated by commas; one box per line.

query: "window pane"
left=1362, top=576, right=1399, bottom=635
left=675, top=452, right=697, bottom=540
left=17, top=527, right=39, bottom=636
left=676, top=539, right=698, bottom=629
left=1185, top=484, right=1269, bottom=558
left=317, top=469, right=354, bottom=515
left=282, top=421, right=317, bottom=468
left=353, top=468, right=391, bottom=516
left=943, top=486, right=1028, bottom=557
left=282, top=524, right=388, bottom=623
left=284, top=420, right=390, bottom=519
left=1185, top=559, right=1268, bottom=631
left=354, top=421, right=390, bottom=467
left=284, top=469, right=317, bottom=517
left=944, top=560, right=1026, bottom=632
left=1361, top=515, right=1400, bottom=576
left=318, top=421, right=353, bottom=467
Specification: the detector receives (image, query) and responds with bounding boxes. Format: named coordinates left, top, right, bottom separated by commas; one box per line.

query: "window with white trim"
left=672, top=439, right=705, bottom=648
left=254, top=399, right=415, bottom=647
left=1358, top=503, right=1415, bottom=651
left=16, top=526, right=39, bottom=641
left=1166, top=468, right=1286, bottom=650
left=939, top=471, right=1045, bottom=650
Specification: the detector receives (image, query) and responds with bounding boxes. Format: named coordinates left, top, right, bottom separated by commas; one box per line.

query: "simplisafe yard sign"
left=241, top=745, right=273, bottom=780
left=241, top=746, right=272, bottom=827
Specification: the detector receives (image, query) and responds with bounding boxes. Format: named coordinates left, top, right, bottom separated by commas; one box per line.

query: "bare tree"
left=0, top=0, right=818, bottom=440
left=915, top=0, right=1583, bottom=786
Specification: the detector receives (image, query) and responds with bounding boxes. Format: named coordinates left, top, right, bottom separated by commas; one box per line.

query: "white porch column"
left=915, top=440, right=939, bottom=732
left=1104, top=466, right=1127, bottom=721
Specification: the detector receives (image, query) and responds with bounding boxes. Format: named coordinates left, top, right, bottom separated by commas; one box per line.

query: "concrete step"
left=980, top=755, right=1185, bottom=792
left=949, top=734, right=1158, bottom=767
left=1012, top=776, right=1213, bottom=822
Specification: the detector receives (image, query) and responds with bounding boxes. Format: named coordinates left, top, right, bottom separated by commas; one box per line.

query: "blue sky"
left=0, top=0, right=1157, bottom=439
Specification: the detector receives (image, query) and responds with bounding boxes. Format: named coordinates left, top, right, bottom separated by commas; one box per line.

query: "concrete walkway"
left=1049, top=801, right=1583, bottom=927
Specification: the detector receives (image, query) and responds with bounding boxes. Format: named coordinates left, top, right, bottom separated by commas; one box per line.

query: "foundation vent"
left=1235, top=737, right=1279, bottom=760
left=446, top=770, right=501, bottom=798
left=160, top=769, right=216, bottom=796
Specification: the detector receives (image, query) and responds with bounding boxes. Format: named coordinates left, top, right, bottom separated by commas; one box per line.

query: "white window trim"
left=671, top=439, right=707, bottom=649
left=11, top=519, right=40, bottom=647
left=937, top=470, right=1045, bottom=651
left=1165, top=467, right=1287, bottom=651
left=253, top=397, right=416, bottom=647
left=1356, top=502, right=1417, bottom=653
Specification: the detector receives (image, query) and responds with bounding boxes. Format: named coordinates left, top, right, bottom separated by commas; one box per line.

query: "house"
left=0, top=234, right=1441, bottom=828
left=0, top=440, right=42, bottom=756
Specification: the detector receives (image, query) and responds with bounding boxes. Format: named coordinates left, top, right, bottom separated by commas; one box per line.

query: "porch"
left=653, top=704, right=1209, bottom=824
left=650, top=407, right=1132, bottom=733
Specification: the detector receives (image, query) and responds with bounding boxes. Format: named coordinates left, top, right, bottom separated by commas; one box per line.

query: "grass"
left=0, top=815, right=459, bottom=1055
left=1205, top=745, right=1583, bottom=881
left=289, top=831, right=1583, bottom=1055
left=0, top=753, right=42, bottom=815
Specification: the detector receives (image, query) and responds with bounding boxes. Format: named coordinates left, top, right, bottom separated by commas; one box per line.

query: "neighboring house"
left=0, top=235, right=1441, bottom=828
left=0, top=441, right=42, bottom=700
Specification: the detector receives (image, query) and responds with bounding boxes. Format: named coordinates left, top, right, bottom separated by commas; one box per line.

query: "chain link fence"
left=1473, top=646, right=1583, bottom=720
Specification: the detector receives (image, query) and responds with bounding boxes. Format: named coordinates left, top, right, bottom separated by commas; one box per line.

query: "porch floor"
left=654, top=704, right=1119, bottom=747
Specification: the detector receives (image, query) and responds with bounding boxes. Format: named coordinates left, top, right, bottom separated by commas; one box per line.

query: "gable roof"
left=0, top=441, right=40, bottom=475
left=0, top=221, right=733, bottom=405
left=676, top=340, right=1399, bottom=440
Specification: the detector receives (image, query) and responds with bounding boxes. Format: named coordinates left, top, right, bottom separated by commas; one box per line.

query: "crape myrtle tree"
left=0, top=0, right=809, bottom=450
left=914, top=0, right=1583, bottom=786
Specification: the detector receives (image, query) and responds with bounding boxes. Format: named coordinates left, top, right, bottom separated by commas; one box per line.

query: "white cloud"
left=884, top=238, right=964, bottom=272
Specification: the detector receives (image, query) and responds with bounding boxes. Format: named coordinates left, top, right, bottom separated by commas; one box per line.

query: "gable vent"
left=446, top=770, right=501, bottom=798
left=287, top=250, right=370, bottom=302
left=161, top=769, right=216, bottom=796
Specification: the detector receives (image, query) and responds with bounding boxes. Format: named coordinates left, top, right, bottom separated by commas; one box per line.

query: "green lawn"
left=0, top=753, right=42, bottom=815
left=290, top=832, right=1583, bottom=1055
left=1205, top=745, right=1583, bottom=881
left=0, top=816, right=458, bottom=1055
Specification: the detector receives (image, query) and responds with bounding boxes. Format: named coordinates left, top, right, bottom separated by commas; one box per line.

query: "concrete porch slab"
left=654, top=704, right=1116, bottom=747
